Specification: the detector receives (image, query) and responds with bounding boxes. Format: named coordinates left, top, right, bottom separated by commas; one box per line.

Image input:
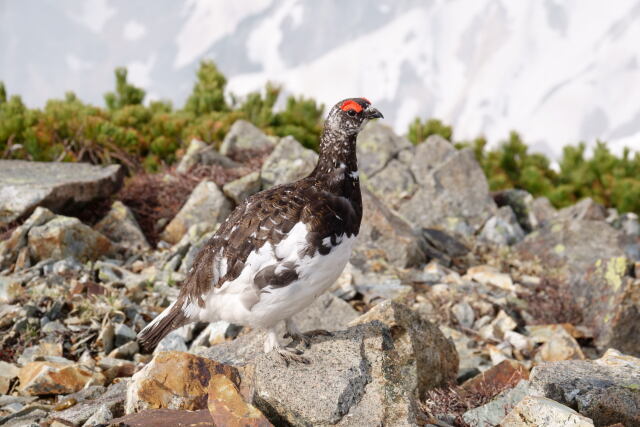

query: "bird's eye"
left=347, top=109, right=356, bottom=117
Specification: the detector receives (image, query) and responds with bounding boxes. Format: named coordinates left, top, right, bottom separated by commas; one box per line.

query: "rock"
left=97, top=320, right=115, bottom=353
left=51, top=380, right=127, bottom=426
left=191, top=321, right=234, bottom=348
left=501, top=396, right=595, bottom=426
left=18, top=361, right=104, bottom=395
left=17, top=342, right=63, bottom=365
left=114, top=323, right=137, bottom=347
left=461, top=360, right=529, bottom=400
left=82, top=404, right=113, bottom=426
left=41, top=320, right=67, bottom=334
left=222, top=171, right=261, bottom=204
left=366, top=158, right=417, bottom=209
left=0, top=361, right=19, bottom=394
left=154, top=331, right=188, bottom=353
left=220, top=120, right=275, bottom=157
left=528, top=348, right=640, bottom=426
left=421, top=228, right=470, bottom=259
left=462, top=379, right=530, bottom=427
left=97, top=358, right=136, bottom=383
left=108, top=341, right=139, bottom=360
left=480, top=205, right=526, bottom=246
left=619, top=212, right=640, bottom=236
left=0, top=408, right=49, bottom=427
left=125, top=351, right=240, bottom=413
left=527, top=324, right=585, bottom=362
left=111, top=409, right=214, bottom=427
left=531, top=196, right=557, bottom=225
left=451, top=302, right=475, bottom=329
left=398, top=137, right=496, bottom=233
left=177, top=138, right=240, bottom=173
left=252, top=322, right=419, bottom=426
left=161, top=180, right=232, bottom=244
left=557, top=197, right=607, bottom=222
left=28, top=215, right=112, bottom=262
left=356, top=121, right=413, bottom=177
left=465, top=265, right=515, bottom=291
left=478, top=310, right=518, bottom=341
left=493, top=189, right=539, bottom=232
left=349, top=301, right=458, bottom=398
left=260, top=136, right=318, bottom=189
left=94, top=201, right=150, bottom=252
left=0, top=160, right=123, bottom=227
left=355, top=278, right=412, bottom=305
left=207, top=373, right=272, bottom=427
left=0, top=207, right=55, bottom=270
left=351, top=188, right=426, bottom=269
left=199, top=293, right=358, bottom=366
left=95, top=261, right=148, bottom=291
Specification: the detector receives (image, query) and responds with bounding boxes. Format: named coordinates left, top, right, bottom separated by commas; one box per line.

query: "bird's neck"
left=311, top=129, right=360, bottom=195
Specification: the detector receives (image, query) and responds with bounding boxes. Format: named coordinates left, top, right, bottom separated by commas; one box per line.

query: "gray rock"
left=51, top=380, right=127, bottom=426
left=95, top=261, right=148, bottom=291
left=351, top=188, right=426, bottom=270
left=0, top=207, right=55, bottom=270
left=0, top=408, right=48, bottom=427
left=219, top=120, right=275, bottom=157
left=0, top=160, right=123, bottom=227
left=252, top=322, right=419, bottom=426
left=154, top=331, right=188, bottom=353
left=160, top=180, right=232, bottom=244
left=222, top=171, right=261, bottom=204
left=493, top=189, right=539, bottom=232
left=108, top=341, right=139, bottom=360
left=399, top=140, right=496, bottom=233
left=28, top=215, right=113, bottom=262
left=501, top=396, right=594, bottom=426
left=41, top=320, right=67, bottom=334
left=356, top=121, right=413, bottom=177
left=355, top=278, right=412, bottom=305
left=349, top=301, right=459, bottom=398
left=260, top=136, right=318, bottom=189
left=177, top=138, right=240, bottom=173
left=480, top=205, right=526, bottom=246
left=198, top=293, right=358, bottom=366
left=114, top=323, right=137, bottom=347
left=556, top=197, right=607, bottom=222
left=451, top=301, right=475, bottom=329
left=529, top=348, right=640, bottom=427
left=462, top=379, right=530, bottom=426
left=619, top=212, right=640, bottom=236
left=82, top=404, right=113, bottom=426
left=531, top=196, right=557, bottom=225
left=366, top=158, right=417, bottom=209
left=94, top=201, right=150, bottom=252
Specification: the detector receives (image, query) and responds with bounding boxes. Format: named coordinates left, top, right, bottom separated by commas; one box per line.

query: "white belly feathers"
left=197, top=221, right=355, bottom=328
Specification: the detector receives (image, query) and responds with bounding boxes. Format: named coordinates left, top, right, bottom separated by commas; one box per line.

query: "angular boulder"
left=0, top=207, right=54, bottom=270
left=351, top=188, right=427, bottom=269
left=0, top=160, right=123, bottom=226
left=94, top=201, right=150, bottom=252
left=125, top=351, right=240, bottom=413
left=28, top=215, right=113, bottom=262
left=398, top=136, right=496, bottom=233
left=529, top=348, right=640, bottom=426
left=349, top=300, right=458, bottom=398
left=479, top=205, right=525, bottom=246
left=501, top=396, right=594, bottom=426
left=252, top=322, right=419, bottom=426
left=260, top=136, right=318, bottom=189
left=51, top=380, right=127, bottom=426
left=161, top=180, right=232, bottom=244
left=207, top=374, right=272, bottom=427
left=18, top=361, right=105, bottom=395
left=366, top=158, right=417, bottom=209
left=220, top=120, right=275, bottom=157
left=177, top=138, right=240, bottom=173
left=222, top=171, right=262, bottom=204
left=356, top=121, right=413, bottom=177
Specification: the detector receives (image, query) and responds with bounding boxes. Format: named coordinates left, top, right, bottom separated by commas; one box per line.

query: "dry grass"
left=517, top=277, right=583, bottom=325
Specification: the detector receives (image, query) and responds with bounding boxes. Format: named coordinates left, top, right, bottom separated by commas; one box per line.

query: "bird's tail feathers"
left=137, top=301, right=190, bottom=352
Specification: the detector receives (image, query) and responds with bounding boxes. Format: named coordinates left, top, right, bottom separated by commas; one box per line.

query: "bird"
left=138, top=98, right=383, bottom=364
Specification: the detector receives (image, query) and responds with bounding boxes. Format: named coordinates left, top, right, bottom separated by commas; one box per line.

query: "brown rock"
left=28, top=215, right=113, bottom=262
left=18, top=361, right=104, bottom=395
left=207, top=374, right=272, bottom=427
left=125, top=351, right=240, bottom=413
left=349, top=300, right=458, bottom=398
left=110, top=408, right=214, bottom=427
left=0, top=361, right=19, bottom=394
left=527, top=324, right=585, bottom=362
left=461, top=359, right=529, bottom=399
left=94, top=201, right=150, bottom=252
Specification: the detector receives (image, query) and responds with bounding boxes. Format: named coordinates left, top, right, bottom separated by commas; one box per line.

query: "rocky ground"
left=0, top=120, right=639, bottom=427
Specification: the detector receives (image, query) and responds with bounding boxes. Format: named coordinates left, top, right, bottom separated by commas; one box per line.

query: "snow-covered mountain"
left=1, top=0, right=639, bottom=158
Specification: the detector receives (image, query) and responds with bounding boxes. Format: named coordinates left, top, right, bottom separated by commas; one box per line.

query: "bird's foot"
left=277, top=347, right=310, bottom=366
left=284, top=329, right=333, bottom=348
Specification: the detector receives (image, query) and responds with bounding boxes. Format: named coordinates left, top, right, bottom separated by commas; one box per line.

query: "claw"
left=277, top=348, right=310, bottom=366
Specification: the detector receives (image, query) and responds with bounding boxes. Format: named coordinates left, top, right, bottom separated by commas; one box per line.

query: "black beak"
left=365, top=107, right=384, bottom=120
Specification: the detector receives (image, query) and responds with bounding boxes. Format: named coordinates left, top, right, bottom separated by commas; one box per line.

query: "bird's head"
left=324, top=97, right=384, bottom=136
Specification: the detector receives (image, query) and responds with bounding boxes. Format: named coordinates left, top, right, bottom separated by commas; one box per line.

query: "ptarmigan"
left=138, top=98, right=383, bottom=363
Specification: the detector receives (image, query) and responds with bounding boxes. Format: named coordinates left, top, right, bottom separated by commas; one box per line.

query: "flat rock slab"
left=529, top=349, right=640, bottom=427
left=0, top=160, right=123, bottom=226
